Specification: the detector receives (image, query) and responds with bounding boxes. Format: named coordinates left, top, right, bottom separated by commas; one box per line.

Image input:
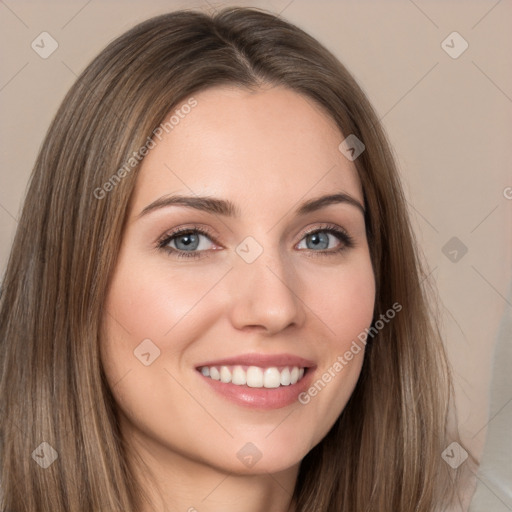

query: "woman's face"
left=101, top=85, right=375, bottom=476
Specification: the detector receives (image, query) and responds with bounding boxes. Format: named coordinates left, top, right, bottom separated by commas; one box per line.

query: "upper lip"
left=196, top=353, right=316, bottom=369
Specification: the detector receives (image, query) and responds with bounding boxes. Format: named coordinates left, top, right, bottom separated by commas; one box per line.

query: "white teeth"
left=280, top=367, right=291, bottom=386
left=232, top=365, right=247, bottom=385
left=247, top=366, right=263, bottom=388
left=199, top=365, right=307, bottom=388
left=263, top=367, right=281, bottom=388
left=220, top=366, right=231, bottom=383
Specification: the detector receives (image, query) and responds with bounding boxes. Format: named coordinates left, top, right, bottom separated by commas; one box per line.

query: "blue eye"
left=158, top=227, right=215, bottom=259
left=298, top=230, right=340, bottom=251
left=157, top=224, right=354, bottom=260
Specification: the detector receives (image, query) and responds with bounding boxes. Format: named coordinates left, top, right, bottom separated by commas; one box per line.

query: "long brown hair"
left=0, top=7, right=474, bottom=511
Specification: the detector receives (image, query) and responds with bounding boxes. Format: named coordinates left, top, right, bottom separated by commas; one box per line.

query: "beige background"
left=1, top=0, right=511, bottom=509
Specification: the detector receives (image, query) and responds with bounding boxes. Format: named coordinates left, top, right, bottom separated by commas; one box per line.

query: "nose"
left=227, top=248, right=306, bottom=335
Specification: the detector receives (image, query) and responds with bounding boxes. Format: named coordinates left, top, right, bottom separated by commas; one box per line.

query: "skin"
left=101, top=85, right=376, bottom=512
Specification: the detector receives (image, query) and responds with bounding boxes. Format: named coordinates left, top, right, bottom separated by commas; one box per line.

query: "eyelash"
left=156, top=223, right=355, bottom=260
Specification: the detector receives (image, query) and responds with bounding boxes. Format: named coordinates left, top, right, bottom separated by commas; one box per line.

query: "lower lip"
left=198, top=369, right=315, bottom=410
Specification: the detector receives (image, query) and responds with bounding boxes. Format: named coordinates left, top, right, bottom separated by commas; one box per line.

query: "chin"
left=202, top=432, right=316, bottom=476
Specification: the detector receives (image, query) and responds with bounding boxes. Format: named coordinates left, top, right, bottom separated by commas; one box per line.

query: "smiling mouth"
left=198, top=365, right=306, bottom=388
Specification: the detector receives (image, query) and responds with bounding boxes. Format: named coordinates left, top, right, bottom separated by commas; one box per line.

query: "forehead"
left=130, top=85, right=363, bottom=216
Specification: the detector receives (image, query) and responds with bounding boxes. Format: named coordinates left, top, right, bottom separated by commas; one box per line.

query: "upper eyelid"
left=158, top=225, right=217, bottom=244
left=158, top=223, right=350, bottom=249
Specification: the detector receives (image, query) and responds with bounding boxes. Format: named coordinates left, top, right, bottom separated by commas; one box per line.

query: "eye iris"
left=307, top=232, right=329, bottom=250
left=175, top=233, right=199, bottom=251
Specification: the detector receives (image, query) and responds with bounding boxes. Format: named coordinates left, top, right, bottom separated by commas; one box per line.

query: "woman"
left=0, top=7, right=474, bottom=511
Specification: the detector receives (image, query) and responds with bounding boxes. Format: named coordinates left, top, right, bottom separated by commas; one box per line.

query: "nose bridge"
left=227, top=236, right=305, bottom=333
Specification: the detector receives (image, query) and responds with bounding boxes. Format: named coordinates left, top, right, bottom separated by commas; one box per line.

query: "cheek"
left=102, top=249, right=230, bottom=350
left=293, top=255, right=375, bottom=436
left=99, top=249, right=231, bottom=452
left=99, top=246, right=233, bottom=405
left=304, top=255, right=376, bottom=344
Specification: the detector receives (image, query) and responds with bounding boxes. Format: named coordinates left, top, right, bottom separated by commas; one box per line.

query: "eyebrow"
left=137, top=192, right=365, bottom=219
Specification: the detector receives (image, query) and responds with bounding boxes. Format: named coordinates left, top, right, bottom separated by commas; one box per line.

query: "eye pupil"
left=307, top=232, right=329, bottom=250
left=175, top=233, right=199, bottom=251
